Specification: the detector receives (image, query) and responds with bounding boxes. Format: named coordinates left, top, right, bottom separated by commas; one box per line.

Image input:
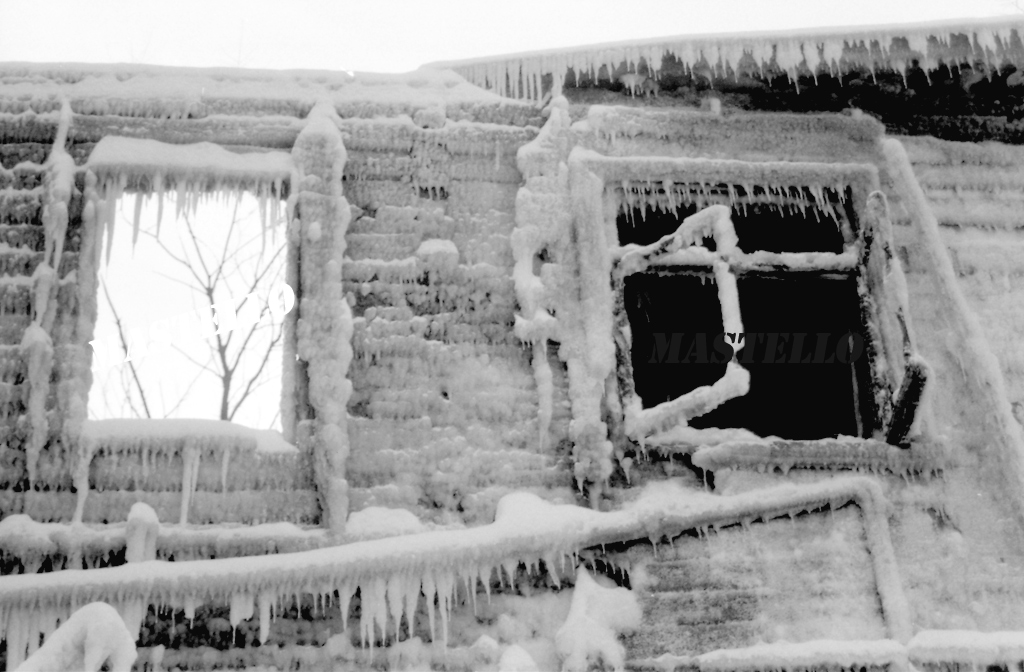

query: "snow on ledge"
left=86, top=137, right=293, bottom=188
left=81, top=419, right=298, bottom=455
left=696, top=639, right=906, bottom=670
left=0, top=64, right=534, bottom=118
left=909, top=630, right=1024, bottom=664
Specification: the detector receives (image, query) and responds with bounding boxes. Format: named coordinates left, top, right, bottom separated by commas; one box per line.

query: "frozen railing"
left=0, top=476, right=911, bottom=669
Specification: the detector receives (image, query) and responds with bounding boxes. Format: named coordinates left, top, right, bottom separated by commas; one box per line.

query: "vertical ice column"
left=565, top=149, right=617, bottom=503
left=512, top=96, right=574, bottom=453
left=21, top=101, right=75, bottom=489
left=291, top=101, right=354, bottom=535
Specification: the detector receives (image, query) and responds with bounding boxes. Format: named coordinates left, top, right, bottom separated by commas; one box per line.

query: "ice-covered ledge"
left=630, top=632, right=1024, bottom=671
left=0, top=63, right=539, bottom=120
left=81, top=418, right=298, bottom=456
left=0, top=476, right=911, bottom=647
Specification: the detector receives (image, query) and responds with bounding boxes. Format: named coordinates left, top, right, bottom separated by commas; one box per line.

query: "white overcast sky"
left=0, top=0, right=1017, bottom=74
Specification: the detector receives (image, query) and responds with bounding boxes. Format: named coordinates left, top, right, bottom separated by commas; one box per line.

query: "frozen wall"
left=338, top=114, right=577, bottom=525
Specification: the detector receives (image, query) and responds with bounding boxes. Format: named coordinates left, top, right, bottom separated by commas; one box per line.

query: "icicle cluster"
left=86, top=137, right=290, bottom=261
left=70, top=420, right=302, bottom=526
left=449, top=16, right=1024, bottom=98
left=616, top=180, right=844, bottom=226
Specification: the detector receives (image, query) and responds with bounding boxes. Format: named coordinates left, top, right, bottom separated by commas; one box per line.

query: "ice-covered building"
left=4, top=14, right=1024, bottom=671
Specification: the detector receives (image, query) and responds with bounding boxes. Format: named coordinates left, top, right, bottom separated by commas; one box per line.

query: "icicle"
left=422, top=572, right=436, bottom=643
left=229, top=592, right=255, bottom=641
left=179, top=441, right=201, bottom=525
left=386, top=574, right=405, bottom=642
left=219, top=446, right=232, bottom=493
left=435, top=570, right=455, bottom=648
left=338, top=583, right=353, bottom=632
left=258, top=590, right=274, bottom=645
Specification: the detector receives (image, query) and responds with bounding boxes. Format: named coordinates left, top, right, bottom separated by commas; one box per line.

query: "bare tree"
left=91, top=198, right=286, bottom=429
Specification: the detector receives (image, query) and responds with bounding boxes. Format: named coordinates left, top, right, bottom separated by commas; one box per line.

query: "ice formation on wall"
left=19, top=102, right=75, bottom=490
left=512, top=96, right=575, bottom=452
left=444, top=16, right=1024, bottom=99
left=291, top=101, right=354, bottom=534
left=554, top=568, right=641, bottom=672
left=9, top=602, right=137, bottom=672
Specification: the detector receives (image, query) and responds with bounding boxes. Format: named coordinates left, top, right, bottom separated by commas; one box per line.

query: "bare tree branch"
left=100, top=279, right=152, bottom=419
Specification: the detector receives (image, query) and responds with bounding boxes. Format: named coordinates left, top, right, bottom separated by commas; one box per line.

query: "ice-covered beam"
left=86, top=137, right=291, bottom=195
left=691, top=437, right=943, bottom=477
left=439, top=16, right=1024, bottom=99
left=909, top=629, right=1024, bottom=666
left=70, top=114, right=304, bottom=148
left=0, top=64, right=537, bottom=122
left=0, top=477, right=909, bottom=645
left=882, top=137, right=1024, bottom=524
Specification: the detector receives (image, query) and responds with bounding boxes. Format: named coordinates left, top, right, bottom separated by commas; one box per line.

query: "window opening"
left=614, top=181, right=868, bottom=441
left=88, top=193, right=289, bottom=432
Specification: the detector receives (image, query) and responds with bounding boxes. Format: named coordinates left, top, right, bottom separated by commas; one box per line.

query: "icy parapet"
left=441, top=15, right=1024, bottom=99
left=11, top=602, right=136, bottom=672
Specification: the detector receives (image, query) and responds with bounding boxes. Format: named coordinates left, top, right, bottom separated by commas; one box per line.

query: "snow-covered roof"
left=434, top=15, right=1024, bottom=99
left=0, top=63, right=538, bottom=120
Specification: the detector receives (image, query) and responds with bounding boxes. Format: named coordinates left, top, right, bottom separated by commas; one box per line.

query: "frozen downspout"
left=881, top=137, right=1024, bottom=529
left=21, top=100, right=75, bottom=490
left=291, top=101, right=353, bottom=535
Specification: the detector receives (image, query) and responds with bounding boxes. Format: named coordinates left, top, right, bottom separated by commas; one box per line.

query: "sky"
left=89, top=196, right=286, bottom=430
left=0, top=0, right=1017, bottom=74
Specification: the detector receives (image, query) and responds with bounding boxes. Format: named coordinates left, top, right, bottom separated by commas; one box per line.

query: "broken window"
left=618, top=191, right=869, bottom=440
left=588, top=160, right=924, bottom=448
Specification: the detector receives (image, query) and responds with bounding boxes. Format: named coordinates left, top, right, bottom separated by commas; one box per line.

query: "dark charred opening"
left=619, top=199, right=868, bottom=440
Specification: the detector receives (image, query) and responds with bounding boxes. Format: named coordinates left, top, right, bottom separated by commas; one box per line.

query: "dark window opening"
left=619, top=197, right=869, bottom=441
left=615, top=184, right=849, bottom=253
left=625, top=272, right=727, bottom=404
